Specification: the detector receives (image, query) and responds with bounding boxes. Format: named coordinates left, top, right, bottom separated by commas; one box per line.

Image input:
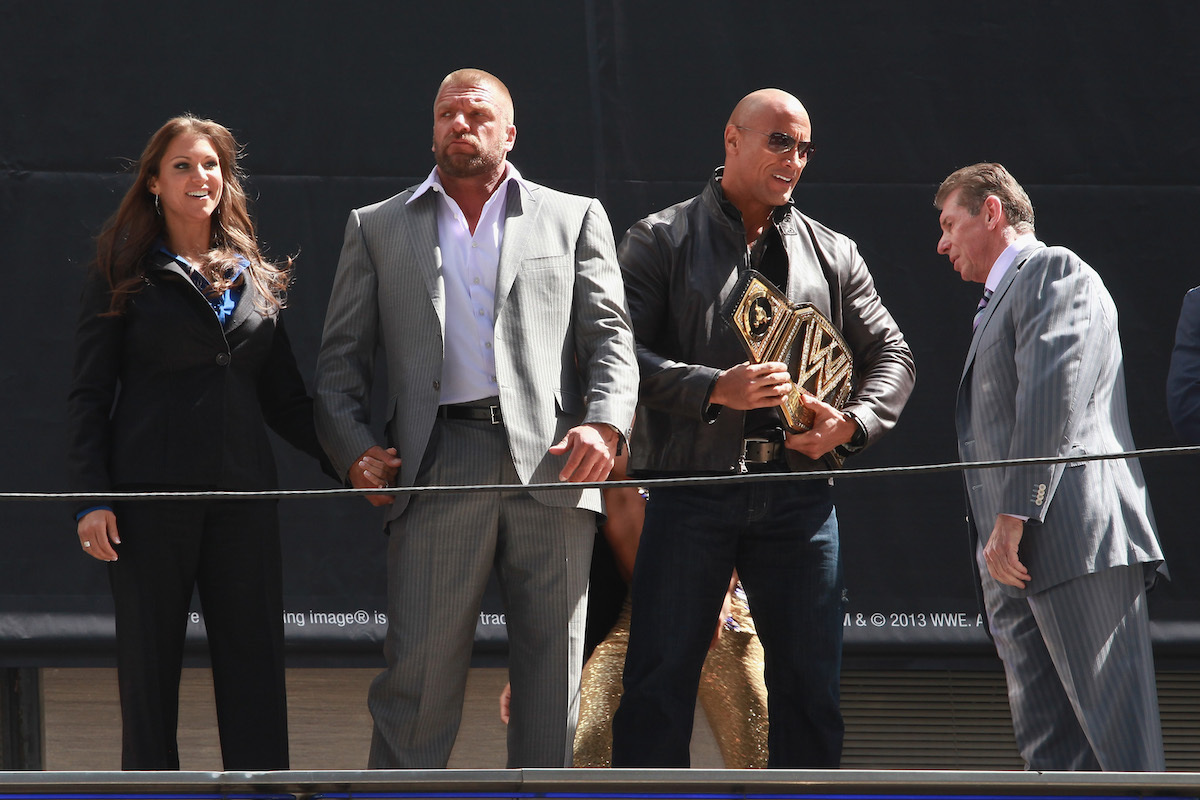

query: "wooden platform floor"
left=40, top=667, right=725, bottom=770
left=36, top=667, right=1200, bottom=771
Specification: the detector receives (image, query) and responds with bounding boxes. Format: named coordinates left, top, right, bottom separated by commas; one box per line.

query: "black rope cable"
left=7, top=445, right=1197, bottom=503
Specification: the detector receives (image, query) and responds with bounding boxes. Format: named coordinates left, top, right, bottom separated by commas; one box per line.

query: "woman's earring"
left=154, top=193, right=161, bottom=216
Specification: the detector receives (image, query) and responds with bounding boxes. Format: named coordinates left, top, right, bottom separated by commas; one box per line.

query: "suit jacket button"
left=433, top=380, right=440, bottom=391
left=215, top=353, right=231, bottom=366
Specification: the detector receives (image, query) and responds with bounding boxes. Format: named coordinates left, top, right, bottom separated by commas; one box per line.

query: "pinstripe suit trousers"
left=980, top=556, right=1164, bottom=771
left=366, top=409, right=594, bottom=768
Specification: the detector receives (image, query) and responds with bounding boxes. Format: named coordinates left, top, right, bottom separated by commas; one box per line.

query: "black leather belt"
left=742, top=437, right=784, bottom=464
left=437, top=404, right=503, bottom=425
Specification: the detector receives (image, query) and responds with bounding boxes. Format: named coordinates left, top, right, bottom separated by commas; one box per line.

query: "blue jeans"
left=611, top=478, right=844, bottom=768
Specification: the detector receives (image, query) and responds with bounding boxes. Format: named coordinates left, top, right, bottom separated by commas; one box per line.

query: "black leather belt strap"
left=437, top=404, right=503, bottom=425
left=742, top=438, right=784, bottom=464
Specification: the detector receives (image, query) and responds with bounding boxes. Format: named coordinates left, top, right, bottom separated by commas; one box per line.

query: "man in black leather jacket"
left=611, top=89, right=915, bottom=768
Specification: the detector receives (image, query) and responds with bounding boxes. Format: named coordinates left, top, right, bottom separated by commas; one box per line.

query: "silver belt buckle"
left=488, top=405, right=502, bottom=425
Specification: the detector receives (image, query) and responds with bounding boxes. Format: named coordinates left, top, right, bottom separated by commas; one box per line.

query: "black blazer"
left=67, top=250, right=329, bottom=512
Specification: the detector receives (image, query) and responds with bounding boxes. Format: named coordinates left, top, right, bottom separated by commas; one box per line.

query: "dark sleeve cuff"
left=701, top=371, right=724, bottom=423
left=75, top=505, right=112, bottom=521
left=838, top=410, right=869, bottom=455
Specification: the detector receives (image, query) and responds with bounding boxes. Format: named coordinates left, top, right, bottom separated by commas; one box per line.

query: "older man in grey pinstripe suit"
left=314, top=68, right=637, bottom=769
left=935, top=163, right=1166, bottom=771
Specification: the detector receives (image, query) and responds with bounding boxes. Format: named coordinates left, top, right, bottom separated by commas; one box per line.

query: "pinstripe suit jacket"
left=956, top=242, right=1165, bottom=598
left=1167, top=286, right=1200, bottom=443
left=314, top=175, right=638, bottom=521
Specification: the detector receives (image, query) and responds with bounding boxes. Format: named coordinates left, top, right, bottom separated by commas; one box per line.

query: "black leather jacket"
left=620, top=169, right=915, bottom=475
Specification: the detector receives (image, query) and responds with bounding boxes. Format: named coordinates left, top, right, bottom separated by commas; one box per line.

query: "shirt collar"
left=985, top=232, right=1040, bottom=293
left=407, top=162, right=526, bottom=205
left=709, top=166, right=793, bottom=229
left=155, top=242, right=247, bottom=285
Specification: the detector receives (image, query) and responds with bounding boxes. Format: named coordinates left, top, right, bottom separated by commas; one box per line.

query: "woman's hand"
left=499, top=681, right=512, bottom=724
left=351, top=446, right=402, bottom=506
left=77, top=509, right=120, bottom=561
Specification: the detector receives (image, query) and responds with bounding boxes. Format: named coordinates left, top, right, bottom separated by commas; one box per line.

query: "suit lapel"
left=494, top=181, right=540, bottom=316
left=223, top=281, right=258, bottom=334
left=224, top=259, right=263, bottom=335
left=149, top=250, right=189, bottom=281
left=150, top=254, right=259, bottom=334
left=960, top=243, right=1042, bottom=385
left=401, top=192, right=446, bottom=331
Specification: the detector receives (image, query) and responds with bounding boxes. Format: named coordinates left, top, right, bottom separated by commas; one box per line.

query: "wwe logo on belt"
left=795, top=316, right=853, bottom=417
left=722, top=270, right=854, bottom=434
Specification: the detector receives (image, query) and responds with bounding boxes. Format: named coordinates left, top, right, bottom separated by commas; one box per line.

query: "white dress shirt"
left=985, top=232, right=1040, bottom=294
left=407, top=164, right=529, bottom=405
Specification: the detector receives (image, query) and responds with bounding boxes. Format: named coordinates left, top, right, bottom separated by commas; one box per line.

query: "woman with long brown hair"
left=66, top=115, right=366, bottom=770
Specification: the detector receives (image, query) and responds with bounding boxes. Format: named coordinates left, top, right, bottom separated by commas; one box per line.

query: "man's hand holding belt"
left=707, top=361, right=861, bottom=461
left=783, top=395, right=862, bottom=460
left=709, top=360, right=793, bottom=410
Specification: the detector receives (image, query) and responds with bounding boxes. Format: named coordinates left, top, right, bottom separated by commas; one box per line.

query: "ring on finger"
left=83, top=541, right=92, bottom=548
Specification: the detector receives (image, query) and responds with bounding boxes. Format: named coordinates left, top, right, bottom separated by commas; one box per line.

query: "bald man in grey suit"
left=934, top=163, right=1166, bottom=771
left=314, top=68, right=637, bottom=769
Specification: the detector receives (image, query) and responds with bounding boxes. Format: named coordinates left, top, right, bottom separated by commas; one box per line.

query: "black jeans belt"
left=437, top=404, right=503, bottom=425
left=742, top=437, right=784, bottom=464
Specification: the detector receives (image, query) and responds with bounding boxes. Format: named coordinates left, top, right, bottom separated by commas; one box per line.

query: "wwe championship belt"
left=722, top=269, right=854, bottom=434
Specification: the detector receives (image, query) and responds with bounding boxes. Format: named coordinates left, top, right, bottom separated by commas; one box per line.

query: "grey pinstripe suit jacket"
left=956, top=242, right=1165, bottom=598
left=314, top=176, right=638, bottom=521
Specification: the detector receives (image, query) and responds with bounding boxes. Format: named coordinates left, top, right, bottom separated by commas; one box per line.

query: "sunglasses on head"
left=735, top=126, right=815, bottom=159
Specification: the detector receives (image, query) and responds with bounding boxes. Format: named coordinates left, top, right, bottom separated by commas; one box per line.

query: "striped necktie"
left=973, top=287, right=994, bottom=331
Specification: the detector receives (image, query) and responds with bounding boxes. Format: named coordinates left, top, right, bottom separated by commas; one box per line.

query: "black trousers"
left=108, top=497, right=288, bottom=770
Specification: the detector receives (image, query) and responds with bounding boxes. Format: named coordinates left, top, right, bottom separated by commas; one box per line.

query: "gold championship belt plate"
left=722, top=269, right=854, bottom=433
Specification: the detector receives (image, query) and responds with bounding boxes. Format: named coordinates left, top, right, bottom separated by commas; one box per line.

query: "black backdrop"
left=2, top=1, right=1198, bottom=667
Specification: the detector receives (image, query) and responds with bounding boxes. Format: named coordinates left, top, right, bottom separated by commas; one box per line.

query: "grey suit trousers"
left=980, top=556, right=1164, bottom=771
left=367, top=410, right=594, bottom=768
